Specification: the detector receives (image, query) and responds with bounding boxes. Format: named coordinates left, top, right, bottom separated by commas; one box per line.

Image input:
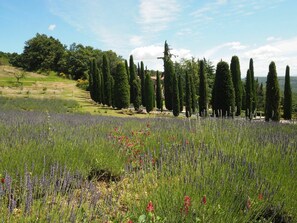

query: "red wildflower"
left=127, top=220, right=133, bottom=223
left=258, top=193, right=263, bottom=200
left=146, top=201, right=154, bottom=212
left=183, top=196, right=191, bottom=215
left=1, top=178, right=4, bottom=184
left=246, top=197, right=251, bottom=210
left=202, top=195, right=207, bottom=205
left=185, top=140, right=189, bottom=145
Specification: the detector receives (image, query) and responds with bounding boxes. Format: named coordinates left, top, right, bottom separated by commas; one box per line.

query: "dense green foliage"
left=132, top=77, right=141, bottom=111
left=230, top=56, right=242, bottom=116
left=102, top=54, right=112, bottom=106
left=199, top=60, right=208, bottom=116
left=156, top=71, right=163, bottom=111
left=265, top=62, right=281, bottom=121
left=140, top=61, right=145, bottom=106
left=172, top=72, right=180, bottom=117
left=129, top=55, right=136, bottom=104
left=114, top=63, right=130, bottom=109
left=144, top=73, right=154, bottom=113
left=178, top=73, right=183, bottom=112
left=249, top=58, right=257, bottom=113
left=283, top=65, right=292, bottom=120
left=185, top=72, right=192, bottom=118
left=212, top=61, right=235, bottom=117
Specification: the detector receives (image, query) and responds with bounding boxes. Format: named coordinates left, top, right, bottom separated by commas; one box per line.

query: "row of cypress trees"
left=89, top=42, right=292, bottom=121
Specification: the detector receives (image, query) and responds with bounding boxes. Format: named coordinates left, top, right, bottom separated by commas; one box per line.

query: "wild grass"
left=0, top=108, right=296, bottom=222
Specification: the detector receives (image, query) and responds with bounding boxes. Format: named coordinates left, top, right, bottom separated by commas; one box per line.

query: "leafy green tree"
left=199, top=60, right=208, bottom=116
left=21, top=33, right=65, bottom=72
left=256, top=82, right=265, bottom=112
left=185, top=72, right=192, bottom=118
left=212, top=61, right=235, bottom=117
left=114, top=62, right=130, bottom=109
left=156, top=71, right=163, bottom=111
left=230, top=56, right=242, bottom=116
left=92, top=59, right=102, bottom=103
left=283, top=65, right=292, bottom=120
left=145, top=73, right=154, bottom=113
left=178, top=73, right=183, bottom=112
left=190, top=73, right=197, bottom=113
left=245, top=69, right=252, bottom=119
left=132, top=77, right=141, bottom=111
left=172, top=72, right=180, bottom=117
left=163, top=41, right=173, bottom=110
left=249, top=58, right=257, bottom=113
left=265, top=62, right=280, bottom=121
left=88, top=59, right=95, bottom=101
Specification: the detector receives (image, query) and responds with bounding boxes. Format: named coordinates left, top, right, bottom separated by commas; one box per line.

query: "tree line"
left=2, top=34, right=293, bottom=121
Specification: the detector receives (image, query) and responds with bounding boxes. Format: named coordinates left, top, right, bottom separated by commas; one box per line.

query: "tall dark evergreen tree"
left=145, top=73, right=154, bottom=113
left=249, top=58, right=257, bottom=113
left=163, top=41, right=173, bottom=110
left=89, top=59, right=95, bottom=101
left=283, top=65, right=292, bottom=120
left=114, top=62, right=130, bottom=109
left=257, top=82, right=265, bottom=112
left=129, top=55, right=136, bottom=103
left=132, top=77, right=141, bottom=111
left=230, top=56, right=242, bottom=116
left=190, top=74, right=196, bottom=113
left=140, top=61, right=145, bottom=106
left=242, top=83, right=246, bottom=111
left=178, top=73, right=183, bottom=112
left=125, top=59, right=129, bottom=82
left=156, top=71, right=163, bottom=111
left=265, top=62, right=280, bottom=122
left=199, top=60, right=208, bottom=116
left=212, top=61, right=235, bottom=117
left=172, top=72, right=180, bottom=117
left=91, top=59, right=102, bottom=103
left=102, top=54, right=112, bottom=106
left=185, top=72, right=192, bottom=118
left=245, top=69, right=252, bottom=119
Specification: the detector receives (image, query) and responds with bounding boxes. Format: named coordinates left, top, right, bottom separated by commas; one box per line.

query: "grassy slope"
left=0, top=65, right=157, bottom=117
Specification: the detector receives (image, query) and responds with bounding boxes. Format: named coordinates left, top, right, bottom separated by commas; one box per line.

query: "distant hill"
left=255, top=76, right=297, bottom=93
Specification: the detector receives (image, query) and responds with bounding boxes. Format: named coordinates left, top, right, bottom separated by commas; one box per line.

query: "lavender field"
left=0, top=109, right=296, bottom=222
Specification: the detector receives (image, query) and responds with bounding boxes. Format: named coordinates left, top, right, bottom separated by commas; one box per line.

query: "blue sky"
left=0, top=0, right=296, bottom=76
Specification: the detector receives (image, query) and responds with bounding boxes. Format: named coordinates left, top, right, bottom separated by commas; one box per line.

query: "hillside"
left=256, top=76, right=297, bottom=93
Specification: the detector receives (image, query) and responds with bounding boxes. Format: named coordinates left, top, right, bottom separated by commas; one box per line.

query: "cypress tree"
left=249, top=58, right=257, bottom=113
left=110, top=76, right=115, bottom=108
left=178, top=73, right=183, bottom=112
left=92, top=60, right=102, bottom=103
left=242, top=83, right=246, bottom=111
left=89, top=59, right=95, bottom=101
left=199, top=60, right=208, bottom=116
left=129, top=55, right=136, bottom=103
left=283, top=65, right=292, bottom=120
left=245, top=69, right=252, bottom=119
left=145, top=72, right=154, bottom=113
left=125, top=59, right=129, bottom=82
left=102, top=54, right=112, bottom=106
left=132, top=77, right=141, bottom=111
left=114, top=62, right=130, bottom=109
left=230, top=56, right=242, bottom=116
left=265, top=62, right=280, bottom=121
left=185, top=72, right=192, bottom=118
left=213, top=61, right=235, bottom=117
left=172, top=72, right=180, bottom=117
left=190, top=73, right=196, bottom=113
left=140, top=61, right=145, bottom=106
left=163, top=41, right=173, bottom=110
left=156, top=71, right=162, bottom=111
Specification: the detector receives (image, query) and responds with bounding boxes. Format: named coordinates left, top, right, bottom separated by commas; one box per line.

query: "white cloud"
left=204, top=41, right=248, bottom=58
left=129, top=36, right=143, bottom=46
left=266, top=36, right=282, bottom=42
left=48, top=24, right=56, bottom=31
left=139, top=0, right=180, bottom=32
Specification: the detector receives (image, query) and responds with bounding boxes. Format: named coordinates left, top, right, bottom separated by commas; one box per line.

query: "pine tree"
left=102, top=54, right=112, bottom=106
left=190, top=74, right=196, bottom=113
left=145, top=72, right=154, bottom=113
left=242, top=83, right=246, bottom=111
left=178, top=73, right=183, bottom=112
left=245, top=69, right=252, bottom=119
left=172, top=72, right=180, bottom=117
left=156, top=71, right=162, bottom=111
left=89, top=59, right=95, bottom=101
left=132, top=77, right=141, bottom=111
left=230, top=56, right=242, bottom=116
left=212, top=61, right=235, bottom=117
left=92, top=59, right=102, bottom=103
left=283, top=65, right=292, bottom=120
left=185, top=72, right=192, bottom=118
left=249, top=58, right=257, bottom=114
left=114, top=62, right=130, bottom=109
left=163, top=41, right=173, bottom=110
left=199, top=60, right=208, bottom=116
left=265, top=62, right=280, bottom=121
left=140, top=61, right=145, bottom=106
